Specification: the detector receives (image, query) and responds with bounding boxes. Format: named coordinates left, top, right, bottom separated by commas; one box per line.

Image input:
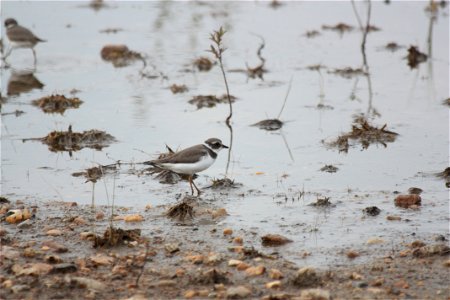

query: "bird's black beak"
left=222, top=144, right=229, bottom=149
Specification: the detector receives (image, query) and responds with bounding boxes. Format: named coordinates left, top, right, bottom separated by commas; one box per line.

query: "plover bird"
left=148, top=138, right=228, bottom=195
left=3, top=18, right=46, bottom=64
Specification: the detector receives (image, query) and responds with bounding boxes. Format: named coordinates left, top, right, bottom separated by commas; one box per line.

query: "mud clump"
left=252, top=119, right=283, bottom=131
left=194, top=57, right=214, bottom=71
left=291, top=267, right=321, bottom=288
left=32, top=94, right=83, bottom=114
left=326, top=116, right=398, bottom=152
left=166, top=198, right=195, bottom=221
left=101, top=44, right=144, bottom=67
left=407, top=46, right=427, bottom=69
left=93, top=226, right=141, bottom=248
left=188, top=94, right=236, bottom=109
left=309, top=197, right=333, bottom=207
left=210, top=178, right=241, bottom=190
left=320, top=165, right=338, bottom=173
left=261, top=234, right=293, bottom=247
left=412, top=244, right=450, bottom=258
left=363, top=206, right=381, bottom=216
left=37, top=125, right=116, bottom=153
left=170, top=84, right=188, bottom=94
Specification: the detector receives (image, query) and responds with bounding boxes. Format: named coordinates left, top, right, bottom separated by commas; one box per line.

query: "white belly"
left=11, top=41, right=34, bottom=49
left=161, top=155, right=216, bottom=175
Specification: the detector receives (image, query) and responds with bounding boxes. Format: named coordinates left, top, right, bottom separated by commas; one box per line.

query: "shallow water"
left=1, top=1, right=449, bottom=266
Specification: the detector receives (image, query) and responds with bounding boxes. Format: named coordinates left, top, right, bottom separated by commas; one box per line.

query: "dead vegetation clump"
left=194, top=268, right=229, bottom=284
left=385, top=42, right=403, bottom=52
left=188, top=94, right=236, bottom=109
left=325, top=116, right=398, bottom=152
left=166, top=198, right=195, bottom=221
left=320, top=165, right=339, bottom=173
left=36, top=125, right=116, bottom=153
left=322, top=23, right=354, bottom=33
left=93, top=226, right=141, bottom=248
left=406, top=46, right=427, bottom=69
left=304, top=30, right=321, bottom=38
left=309, top=197, right=333, bottom=207
left=329, top=67, right=367, bottom=79
left=100, top=44, right=144, bottom=67
left=32, top=94, right=83, bottom=114
left=170, top=84, right=188, bottom=94
left=193, top=57, right=214, bottom=71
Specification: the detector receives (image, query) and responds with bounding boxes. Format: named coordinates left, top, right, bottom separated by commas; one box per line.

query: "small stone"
left=184, top=290, right=197, bottom=299
left=408, top=187, right=422, bottom=195
left=412, top=244, right=450, bottom=257
left=153, top=280, right=176, bottom=287
left=265, top=280, right=282, bottom=289
left=73, top=217, right=87, bottom=225
left=80, top=232, right=95, bottom=240
left=212, top=208, right=228, bottom=219
left=22, top=247, right=36, bottom=258
left=65, top=276, right=106, bottom=290
left=51, top=263, right=77, bottom=274
left=2, top=279, right=13, bottom=288
left=226, top=286, right=251, bottom=299
left=370, top=277, right=385, bottom=287
left=410, top=240, right=426, bottom=248
left=228, top=259, right=243, bottom=267
left=363, top=206, right=381, bottom=216
left=350, top=272, right=363, bottom=280
left=95, top=212, right=105, bottom=220
left=124, top=214, right=144, bottom=222
left=366, top=237, right=384, bottom=245
left=398, top=250, right=410, bottom=257
left=386, top=215, right=401, bottom=221
left=233, top=237, right=243, bottom=245
left=90, top=254, right=113, bottom=266
left=46, top=229, right=62, bottom=236
left=45, top=255, right=63, bottom=264
left=346, top=250, right=359, bottom=259
left=165, top=243, right=180, bottom=254
left=245, top=265, right=265, bottom=276
left=292, top=267, right=320, bottom=287
left=269, top=269, right=284, bottom=279
left=223, top=228, right=233, bottom=236
left=206, top=253, right=223, bottom=265
left=394, top=194, right=421, bottom=208
left=443, top=259, right=450, bottom=267
left=17, top=219, right=33, bottom=229
left=186, top=255, right=204, bottom=264
left=236, top=262, right=250, bottom=271
left=11, top=284, right=30, bottom=294
left=299, top=288, right=330, bottom=300
left=261, top=234, right=292, bottom=246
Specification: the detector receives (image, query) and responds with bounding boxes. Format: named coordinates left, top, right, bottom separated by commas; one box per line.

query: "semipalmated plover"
left=148, top=138, right=228, bottom=195
left=3, top=18, right=46, bottom=64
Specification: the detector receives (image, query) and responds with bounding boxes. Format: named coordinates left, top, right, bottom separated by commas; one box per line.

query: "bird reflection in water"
left=7, top=68, right=44, bottom=96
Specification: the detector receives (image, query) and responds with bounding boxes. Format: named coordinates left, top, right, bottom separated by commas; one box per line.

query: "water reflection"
left=7, top=68, right=44, bottom=97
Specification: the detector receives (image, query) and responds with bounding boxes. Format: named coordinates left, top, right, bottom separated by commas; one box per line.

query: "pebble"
left=164, top=243, right=180, bottom=254
left=46, top=229, right=63, bottom=236
left=299, top=288, right=330, bottom=300
left=269, top=269, right=284, bottom=279
left=65, top=276, right=106, bottom=291
left=236, top=262, right=250, bottom=271
left=346, top=250, right=360, bottom=259
left=17, top=219, right=33, bottom=229
left=245, top=265, right=265, bottom=276
left=184, top=290, right=197, bottom=299
left=223, top=228, right=233, bottom=235
left=95, top=212, right=105, bottom=220
left=386, top=215, right=402, bottom=221
left=265, top=280, right=281, bottom=289
left=228, top=259, right=243, bottom=267
left=261, top=234, right=292, bottom=246
left=292, top=267, right=320, bottom=287
left=366, top=237, right=384, bottom=245
left=226, top=286, right=251, bottom=299
left=394, top=194, right=421, bottom=208
left=11, top=284, right=30, bottom=294
left=233, top=237, right=243, bottom=245
left=51, top=263, right=77, bottom=274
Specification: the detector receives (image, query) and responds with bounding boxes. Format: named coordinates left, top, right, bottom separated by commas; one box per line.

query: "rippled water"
left=1, top=1, right=448, bottom=266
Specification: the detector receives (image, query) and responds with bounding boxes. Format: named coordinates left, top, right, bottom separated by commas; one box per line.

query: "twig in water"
left=277, top=76, right=293, bottom=119
left=135, top=241, right=150, bottom=287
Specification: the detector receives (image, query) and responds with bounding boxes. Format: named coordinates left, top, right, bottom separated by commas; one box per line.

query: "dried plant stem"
left=277, top=76, right=293, bottom=119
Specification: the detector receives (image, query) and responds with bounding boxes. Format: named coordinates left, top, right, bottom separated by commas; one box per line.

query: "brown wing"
left=151, top=144, right=208, bottom=164
left=7, top=26, right=43, bottom=43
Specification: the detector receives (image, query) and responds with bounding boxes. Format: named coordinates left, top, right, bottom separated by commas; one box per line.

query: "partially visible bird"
left=3, top=18, right=46, bottom=65
left=147, top=138, right=228, bottom=195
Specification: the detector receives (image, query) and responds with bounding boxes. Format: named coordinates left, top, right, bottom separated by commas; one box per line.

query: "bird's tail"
left=36, top=37, right=47, bottom=43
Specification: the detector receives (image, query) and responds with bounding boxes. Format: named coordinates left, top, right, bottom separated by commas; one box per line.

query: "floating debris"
left=246, top=36, right=267, bottom=79
left=93, top=226, right=141, bottom=248
left=406, top=46, right=427, bottom=69
left=99, top=28, right=123, bottom=34
left=329, top=67, right=367, bottom=79
left=363, top=206, right=381, bottom=216
left=320, top=165, right=339, bottom=173
left=30, top=125, right=116, bottom=153
left=188, top=94, right=236, bottom=109
left=1, top=110, right=25, bottom=117
left=408, top=187, right=423, bottom=195
left=385, top=42, right=403, bottom=52
left=100, top=44, right=144, bottom=67
left=252, top=119, right=283, bottom=131
left=325, top=116, right=398, bottom=152
left=32, top=94, right=83, bottom=114
left=304, top=30, right=321, bottom=38
left=322, top=23, right=354, bottom=33
left=193, top=57, right=214, bottom=71
left=166, top=197, right=195, bottom=221
left=170, top=84, right=188, bottom=94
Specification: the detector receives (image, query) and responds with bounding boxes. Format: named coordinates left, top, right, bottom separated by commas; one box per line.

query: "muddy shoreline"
left=1, top=198, right=449, bottom=300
